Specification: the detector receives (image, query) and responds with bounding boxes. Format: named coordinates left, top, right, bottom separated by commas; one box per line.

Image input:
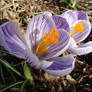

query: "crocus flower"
left=44, top=10, right=92, bottom=55
left=61, top=10, right=92, bottom=55
left=0, top=14, right=74, bottom=76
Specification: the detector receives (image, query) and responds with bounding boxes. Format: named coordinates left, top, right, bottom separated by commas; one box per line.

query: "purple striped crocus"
left=61, top=10, right=92, bottom=55
left=0, top=14, right=74, bottom=76
left=44, top=10, right=92, bottom=55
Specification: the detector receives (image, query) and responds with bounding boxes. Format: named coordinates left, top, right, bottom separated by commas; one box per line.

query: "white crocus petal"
left=25, top=48, right=41, bottom=68
left=26, top=48, right=53, bottom=69
left=61, top=10, right=77, bottom=27
left=44, top=66, right=74, bottom=76
left=52, top=37, right=71, bottom=58
left=26, top=14, right=56, bottom=51
left=52, top=16, right=70, bottom=33
left=79, top=41, right=92, bottom=47
left=43, top=55, right=75, bottom=76
left=43, top=12, right=52, bottom=17
left=43, top=29, right=71, bottom=59
left=0, top=26, right=10, bottom=51
left=71, top=20, right=91, bottom=43
left=68, top=46, right=92, bottom=55
left=0, top=22, right=27, bottom=59
left=68, top=38, right=77, bottom=48
left=68, top=41, right=92, bottom=55
left=74, top=11, right=89, bottom=21
left=40, top=60, right=53, bottom=69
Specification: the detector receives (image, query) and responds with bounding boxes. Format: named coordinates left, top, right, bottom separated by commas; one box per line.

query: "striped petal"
left=74, top=11, right=89, bottom=21
left=43, top=12, right=70, bottom=32
left=0, top=22, right=27, bottom=58
left=52, top=16, right=70, bottom=33
left=26, top=14, right=56, bottom=50
left=43, top=55, right=75, bottom=76
left=43, top=29, right=70, bottom=59
left=68, top=41, right=92, bottom=55
left=71, top=20, right=91, bottom=43
left=26, top=48, right=53, bottom=69
left=25, top=48, right=41, bottom=68
left=61, top=10, right=77, bottom=27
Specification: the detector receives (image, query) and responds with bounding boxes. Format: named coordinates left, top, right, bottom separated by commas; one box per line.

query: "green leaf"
left=0, top=65, right=6, bottom=84
left=0, top=57, right=25, bottom=79
left=71, top=0, right=76, bottom=9
left=6, top=67, right=16, bottom=82
left=20, top=80, right=29, bottom=92
left=24, top=63, right=33, bottom=84
left=0, top=81, right=23, bottom=92
left=32, top=11, right=36, bottom=17
left=70, top=0, right=74, bottom=4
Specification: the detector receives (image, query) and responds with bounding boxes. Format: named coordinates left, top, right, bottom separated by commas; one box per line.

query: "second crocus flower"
left=61, top=10, right=92, bottom=55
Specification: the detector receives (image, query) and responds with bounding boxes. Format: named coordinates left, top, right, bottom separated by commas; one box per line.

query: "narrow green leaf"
left=65, top=0, right=69, bottom=4
left=0, top=65, right=6, bottom=84
left=24, top=63, right=33, bottom=84
left=0, top=57, right=25, bottom=79
left=71, top=0, right=76, bottom=9
left=20, top=80, right=29, bottom=92
left=0, top=81, right=23, bottom=92
left=6, top=67, right=16, bottom=82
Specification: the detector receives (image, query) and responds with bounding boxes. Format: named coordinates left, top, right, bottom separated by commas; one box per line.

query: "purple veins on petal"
left=43, top=55, right=75, bottom=76
left=61, top=10, right=77, bottom=26
left=26, top=14, right=56, bottom=50
left=0, top=22, right=27, bottom=58
left=75, top=11, right=89, bottom=21
left=43, top=29, right=70, bottom=59
left=25, top=49, right=41, bottom=68
left=72, top=20, right=91, bottom=43
left=52, top=16, right=70, bottom=33
left=68, top=41, right=92, bottom=55
left=25, top=48, right=53, bottom=69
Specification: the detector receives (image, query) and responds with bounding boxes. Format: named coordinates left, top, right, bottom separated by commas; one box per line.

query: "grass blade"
left=0, top=81, right=23, bottom=92
left=0, top=57, right=25, bottom=79
left=20, top=80, right=28, bottom=92
left=6, top=67, right=16, bottom=82
left=0, top=64, right=6, bottom=84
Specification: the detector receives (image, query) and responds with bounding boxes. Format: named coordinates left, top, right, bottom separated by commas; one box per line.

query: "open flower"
left=61, top=10, right=92, bottom=55
left=0, top=14, right=74, bottom=76
left=44, top=10, right=92, bottom=55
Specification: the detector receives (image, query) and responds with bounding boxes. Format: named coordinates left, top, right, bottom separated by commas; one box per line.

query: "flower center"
left=35, top=29, right=59, bottom=57
left=70, top=23, right=84, bottom=36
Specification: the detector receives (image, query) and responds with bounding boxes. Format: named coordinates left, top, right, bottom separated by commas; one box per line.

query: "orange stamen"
left=44, top=29, right=59, bottom=44
left=51, top=29, right=59, bottom=37
left=71, top=23, right=84, bottom=36
left=35, top=29, right=59, bottom=57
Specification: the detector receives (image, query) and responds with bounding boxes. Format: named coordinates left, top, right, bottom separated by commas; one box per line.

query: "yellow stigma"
left=35, top=29, right=59, bottom=57
left=70, top=23, right=84, bottom=36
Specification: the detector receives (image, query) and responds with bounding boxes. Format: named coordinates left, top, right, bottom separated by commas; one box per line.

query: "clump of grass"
left=0, top=50, right=33, bottom=92
left=61, top=0, right=77, bottom=9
